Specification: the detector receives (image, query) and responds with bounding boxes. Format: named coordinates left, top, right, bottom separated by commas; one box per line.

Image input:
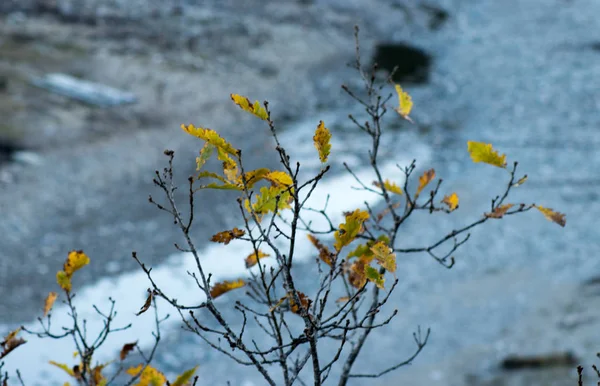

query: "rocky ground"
left=1, top=0, right=600, bottom=385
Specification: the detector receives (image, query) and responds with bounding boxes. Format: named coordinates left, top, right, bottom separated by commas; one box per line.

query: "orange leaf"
left=441, top=192, right=459, bottom=211
left=245, top=250, right=271, bottom=268
left=120, top=342, right=138, bottom=361
left=307, top=234, right=334, bottom=267
left=136, top=290, right=153, bottom=316
left=210, top=279, right=245, bottom=299
left=535, top=205, right=566, bottom=227
left=485, top=204, right=514, bottom=219
left=416, top=169, right=435, bottom=198
left=43, top=292, right=58, bottom=317
left=210, top=228, right=246, bottom=245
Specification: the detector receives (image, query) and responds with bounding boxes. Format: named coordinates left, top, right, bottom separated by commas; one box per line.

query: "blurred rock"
left=371, top=42, right=432, bottom=84
left=500, top=352, right=578, bottom=370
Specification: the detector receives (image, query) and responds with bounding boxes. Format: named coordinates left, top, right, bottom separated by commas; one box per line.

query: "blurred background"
left=1, top=0, right=599, bottom=385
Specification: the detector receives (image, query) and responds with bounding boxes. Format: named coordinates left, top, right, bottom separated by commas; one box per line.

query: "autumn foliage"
left=0, top=27, right=567, bottom=386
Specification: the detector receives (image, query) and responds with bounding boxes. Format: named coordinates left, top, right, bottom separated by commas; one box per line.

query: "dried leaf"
left=441, top=192, right=459, bottom=211
left=171, top=366, right=198, bottom=386
left=210, top=279, right=245, bottom=299
left=373, top=179, right=403, bottom=195
left=1, top=328, right=26, bottom=359
left=56, top=271, right=72, bottom=292
left=210, top=228, right=246, bottom=245
left=485, top=204, right=514, bottom=219
left=334, top=209, right=370, bottom=252
left=535, top=205, right=566, bottom=227
left=120, top=342, right=137, bottom=361
left=365, top=265, right=385, bottom=289
left=467, top=141, right=507, bottom=168
left=307, top=234, right=334, bottom=267
left=63, top=250, right=90, bottom=276
left=44, top=292, right=58, bottom=317
left=416, top=169, right=435, bottom=198
left=313, top=120, right=332, bottom=163
left=289, top=292, right=311, bottom=315
left=136, top=290, right=153, bottom=316
left=336, top=296, right=351, bottom=303
left=347, top=259, right=367, bottom=289
left=370, top=242, right=396, bottom=274
left=245, top=250, right=270, bottom=268
left=230, top=94, right=268, bottom=120
left=393, top=84, right=413, bottom=122
left=271, top=292, right=311, bottom=315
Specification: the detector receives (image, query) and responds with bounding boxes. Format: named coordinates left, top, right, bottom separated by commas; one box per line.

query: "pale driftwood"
left=31, top=73, right=137, bottom=107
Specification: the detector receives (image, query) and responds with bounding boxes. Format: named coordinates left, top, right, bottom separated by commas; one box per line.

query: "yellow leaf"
left=347, top=243, right=374, bottom=262
left=196, top=142, right=214, bottom=171
left=393, top=84, right=413, bottom=122
left=210, top=228, right=246, bottom=245
left=416, top=169, right=435, bottom=198
left=126, top=364, right=143, bottom=377
left=246, top=186, right=292, bottom=216
left=43, top=292, right=58, bottom=317
left=63, top=383, right=71, bottom=386
left=535, top=205, right=566, bottom=227
left=334, top=210, right=370, bottom=252
left=49, top=361, right=75, bottom=377
left=1, top=327, right=26, bottom=358
left=485, top=203, right=514, bottom=219
left=239, top=168, right=270, bottom=188
left=56, top=271, right=72, bottom=292
left=245, top=250, right=271, bottom=268
left=467, top=141, right=507, bottom=168
left=373, top=179, right=403, bottom=195
left=264, top=171, right=293, bottom=187
left=441, top=192, right=459, bottom=211
left=307, top=234, right=334, bottom=267
left=210, top=279, right=245, bottom=299
left=365, top=265, right=385, bottom=289
left=181, top=124, right=240, bottom=157
left=370, top=242, right=396, bottom=274
left=63, top=250, right=90, bottom=276
left=92, top=364, right=108, bottom=385
left=171, top=366, right=198, bottom=386
left=313, top=120, right=332, bottom=163
left=230, top=94, right=268, bottom=120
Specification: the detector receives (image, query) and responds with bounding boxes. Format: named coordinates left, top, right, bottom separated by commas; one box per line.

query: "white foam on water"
left=2, top=130, right=429, bottom=385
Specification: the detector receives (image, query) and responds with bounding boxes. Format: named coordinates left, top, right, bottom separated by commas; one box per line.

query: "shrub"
left=0, top=27, right=565, bottom=386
